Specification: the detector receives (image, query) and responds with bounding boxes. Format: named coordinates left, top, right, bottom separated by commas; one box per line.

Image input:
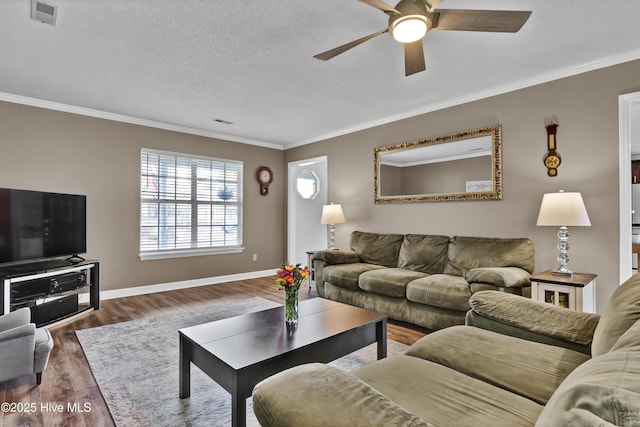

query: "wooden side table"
left=530, top=270, right=597, bottom=312
left=306, top=250, right=322, bottom=290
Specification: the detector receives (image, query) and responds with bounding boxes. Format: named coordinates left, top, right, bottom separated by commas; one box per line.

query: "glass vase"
left=284, top=288, right=299, bottom=326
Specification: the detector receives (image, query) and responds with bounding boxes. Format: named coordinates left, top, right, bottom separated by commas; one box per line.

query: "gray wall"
left=285, top=59, right=640, bottom=313
left=2, top=58, right=639, bottom=312
left=0, top=102, right=286, bottom=291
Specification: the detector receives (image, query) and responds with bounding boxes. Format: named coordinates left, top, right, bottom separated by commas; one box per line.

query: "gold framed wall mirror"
left=374, top=124, right=502, bottom=203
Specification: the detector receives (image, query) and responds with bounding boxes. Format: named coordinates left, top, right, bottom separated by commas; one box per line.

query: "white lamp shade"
left=321, top=204, right=346, bottom=225
left=536, top=192, right=591, bottom=227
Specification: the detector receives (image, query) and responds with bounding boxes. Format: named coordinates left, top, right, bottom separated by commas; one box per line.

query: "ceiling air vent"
left=31, top=0, right=58, bottom=26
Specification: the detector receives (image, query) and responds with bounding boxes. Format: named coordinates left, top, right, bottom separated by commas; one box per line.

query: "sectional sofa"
left=312, top=231, right=535, bottom=330
left=253, top=273, right=640, bottom=426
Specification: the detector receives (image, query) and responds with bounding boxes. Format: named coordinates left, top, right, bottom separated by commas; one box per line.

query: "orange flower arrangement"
left=276, top=263, right=310, bottom=292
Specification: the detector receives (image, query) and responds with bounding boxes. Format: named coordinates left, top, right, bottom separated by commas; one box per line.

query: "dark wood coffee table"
left=178, top=297, right=387, bottom=427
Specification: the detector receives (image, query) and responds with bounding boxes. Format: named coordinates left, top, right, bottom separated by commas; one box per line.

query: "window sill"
left=139, top=246, right=244, bottom=261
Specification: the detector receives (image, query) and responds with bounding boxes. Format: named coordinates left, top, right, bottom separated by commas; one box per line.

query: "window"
left=140, top=149, right=243, bottom=260
left=296, top=170, right=319, bottom=199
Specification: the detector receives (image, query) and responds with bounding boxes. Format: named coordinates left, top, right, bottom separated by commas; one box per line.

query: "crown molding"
left=0, top=92, right=286, bottom=150
left=288, top=49, right=640, bottom=149
left=3, top=49, right=640, bottom=151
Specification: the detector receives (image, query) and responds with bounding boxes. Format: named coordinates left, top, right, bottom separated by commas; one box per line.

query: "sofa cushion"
left=353, top=355, right=543, bottom=427
left=358, top=268, right=428, bottom=298
left=443, top=236, right=535, bottom=276
left=405, top=325, right=590, bottom=405
left=406, top=274, right=471, bottom=311
left=397, top=234, right=450, bottom=274
left=323, top=263, right=386, bottom=291
left=535, top=322, right=640, bottom=426
left=592, top=274, right=640, bottom=357
left=611, top=318, right=640, bottom=352
left=350, top=231, right=404, bottom=268
left=253, top=363, right=433, bottom=427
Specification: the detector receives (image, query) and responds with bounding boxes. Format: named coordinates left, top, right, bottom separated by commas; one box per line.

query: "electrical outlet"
left=252, top=253, right=257, bottom=261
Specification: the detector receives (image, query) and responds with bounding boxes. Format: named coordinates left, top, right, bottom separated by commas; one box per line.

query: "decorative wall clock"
left=544, top=124, right=561, bottom=177
left=256, top=166, right=273, bottom=196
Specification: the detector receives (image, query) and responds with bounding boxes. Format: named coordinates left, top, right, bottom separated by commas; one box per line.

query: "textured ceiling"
left=1, top=0, right=640, bottom=149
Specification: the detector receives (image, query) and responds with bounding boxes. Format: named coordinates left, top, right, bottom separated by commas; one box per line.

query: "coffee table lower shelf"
left=179, top=298, right=387, bottom=427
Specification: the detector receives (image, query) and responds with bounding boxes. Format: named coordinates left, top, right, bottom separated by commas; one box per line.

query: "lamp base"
left=551, top=270, right=575, bottom=277
left=553, top=226, right=575, bottom=278
left=327, top=224, right=336, bottom=250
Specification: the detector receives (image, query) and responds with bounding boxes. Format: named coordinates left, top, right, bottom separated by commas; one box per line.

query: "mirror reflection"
left=374, top=125, right=502, bottom=203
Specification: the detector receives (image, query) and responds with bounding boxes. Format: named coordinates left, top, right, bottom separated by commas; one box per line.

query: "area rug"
left=76, top=297, right=409, bottom=427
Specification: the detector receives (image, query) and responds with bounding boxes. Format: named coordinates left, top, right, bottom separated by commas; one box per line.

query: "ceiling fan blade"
left=432, top=9, right=532, bottom=32
left=358, top=0, right=400, bottom=14
left=404, top=39, right=426, bottom=76
left=314, top=29, right=388, bottom=61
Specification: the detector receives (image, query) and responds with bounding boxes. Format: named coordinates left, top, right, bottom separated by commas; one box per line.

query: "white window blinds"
left=140, top=149, right=243, bottom=259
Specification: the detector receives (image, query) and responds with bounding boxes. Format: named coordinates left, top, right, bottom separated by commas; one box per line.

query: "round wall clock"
left=257, top=166, right=273, bottom=196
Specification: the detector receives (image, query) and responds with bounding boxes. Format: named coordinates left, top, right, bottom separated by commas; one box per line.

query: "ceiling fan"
left=314, top=0, right=532, bottom=76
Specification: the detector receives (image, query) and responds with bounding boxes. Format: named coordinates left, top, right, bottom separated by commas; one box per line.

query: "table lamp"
left=321, top=203, right=346, bottom=250
left=536, top=190, right=591, bottom=276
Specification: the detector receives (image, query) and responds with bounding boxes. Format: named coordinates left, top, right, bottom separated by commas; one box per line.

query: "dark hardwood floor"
left=0, top=276, right=427, bottom=427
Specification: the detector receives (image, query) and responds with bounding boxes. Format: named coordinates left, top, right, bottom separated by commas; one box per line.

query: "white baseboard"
left=78, top=269, right=278, bottom=303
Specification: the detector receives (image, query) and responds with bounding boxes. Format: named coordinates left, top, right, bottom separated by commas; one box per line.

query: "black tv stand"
left=0, top=259, right=100, bottom=327
left=66, top=254, right=86, bottom=264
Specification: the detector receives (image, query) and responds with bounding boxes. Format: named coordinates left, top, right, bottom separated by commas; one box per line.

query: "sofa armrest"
left=312, top=251, right=362, bottom=298
left=312, top=249, right=361, bottom=265
left=253, top=363, right=432, bottom=427
left=0, top=323, right=36, bottom=383
left=464, top=267, right=530, bottom=288
left=466, top=291, right=600, bottom=355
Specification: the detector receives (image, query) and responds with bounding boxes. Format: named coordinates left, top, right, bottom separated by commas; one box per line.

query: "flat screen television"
left=0, top=188, right=86, bottom=266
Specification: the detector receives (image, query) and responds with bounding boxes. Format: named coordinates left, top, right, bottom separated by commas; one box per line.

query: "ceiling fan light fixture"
left=391, top=15, right=428, bottom=43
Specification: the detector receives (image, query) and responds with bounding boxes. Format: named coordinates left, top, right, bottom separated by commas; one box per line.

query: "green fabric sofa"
left=312, top=231, right=535, bottom=330
left=253, top=274, right=640, bottom=426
